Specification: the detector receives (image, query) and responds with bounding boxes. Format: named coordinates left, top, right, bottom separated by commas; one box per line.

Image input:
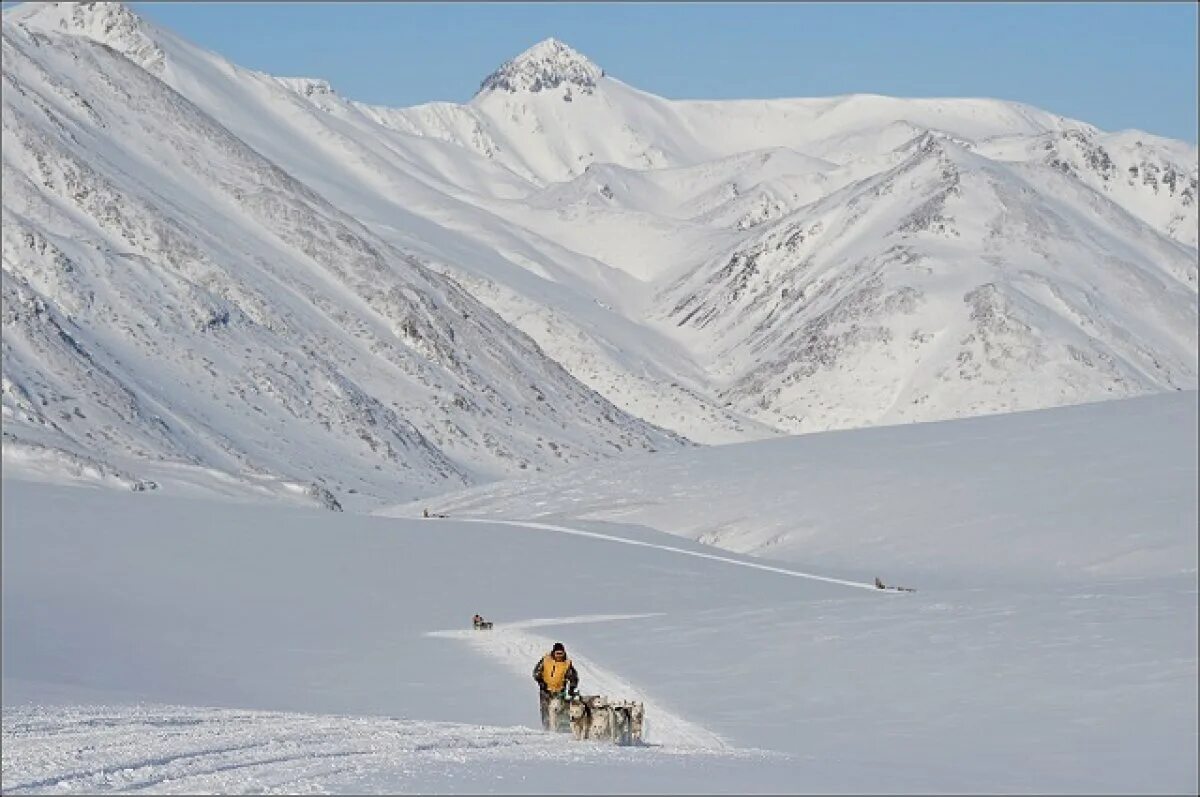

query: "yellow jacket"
left=534, top=653, right=578, bottom=693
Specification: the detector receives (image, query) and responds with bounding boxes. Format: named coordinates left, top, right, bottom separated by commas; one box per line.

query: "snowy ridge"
left=3, top=1, right=165, bottom=73
left=658, top=134, right=1197, bottom=431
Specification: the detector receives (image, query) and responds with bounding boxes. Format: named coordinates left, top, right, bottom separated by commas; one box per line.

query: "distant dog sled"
left=422, top=508, right=449, bottom=519
left=472, top=614, right=493, bottom=630
left=875, top=577, right=916, bottom=593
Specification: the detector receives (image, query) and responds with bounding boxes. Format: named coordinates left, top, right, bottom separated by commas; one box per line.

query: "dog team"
left=563, top=693, right=645, bottom=744
left=533, top=641, right=645, bottom=745
left=472, top=613, right=493, bottom=630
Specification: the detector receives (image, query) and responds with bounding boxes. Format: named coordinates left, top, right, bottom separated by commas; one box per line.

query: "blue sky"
left=38, top=3, right=1200, bottom=141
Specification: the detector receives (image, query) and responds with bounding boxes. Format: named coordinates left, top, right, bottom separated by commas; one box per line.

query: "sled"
left=472, top=615, right=493, bottom=630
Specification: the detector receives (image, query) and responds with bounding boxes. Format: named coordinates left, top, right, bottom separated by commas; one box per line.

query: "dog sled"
left=472, top=614, right=493, bottom=630
left=547, top=690, right=645, bottom=746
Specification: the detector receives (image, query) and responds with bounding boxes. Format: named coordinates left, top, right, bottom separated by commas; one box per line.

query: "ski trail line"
left=452, top=517, right=883, bottom=592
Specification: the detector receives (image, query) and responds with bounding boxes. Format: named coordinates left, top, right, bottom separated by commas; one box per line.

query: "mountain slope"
left=3, top=3, right=764, bottom=447
left=384, top=39, right=1196, bottom=245
left=658, top=135, right=1197, bottom=430
left=1, top=15, right=680, bottom=508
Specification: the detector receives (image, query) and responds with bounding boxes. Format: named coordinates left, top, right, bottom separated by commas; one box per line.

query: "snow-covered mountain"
left=661, top=133, right=1197, bottom=431
left=2, top=2, right=1196, bottom=505
left=1, top=4, right=681, bottom=509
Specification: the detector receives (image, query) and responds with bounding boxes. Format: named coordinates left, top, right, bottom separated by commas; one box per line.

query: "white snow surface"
left=389, top=390, right=1199, bottom=587
left=3, top=392, right=1197, bottom=793
left=2, top=2, right=1197, bottom=505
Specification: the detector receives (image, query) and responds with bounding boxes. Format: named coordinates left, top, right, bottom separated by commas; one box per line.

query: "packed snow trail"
left=429, top=613, right=730, bottom=751
left=452, top=518, right=886, bottom=591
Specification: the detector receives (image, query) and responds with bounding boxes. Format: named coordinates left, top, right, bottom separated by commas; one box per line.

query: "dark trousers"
left=539, top=689, right=552, bottom=729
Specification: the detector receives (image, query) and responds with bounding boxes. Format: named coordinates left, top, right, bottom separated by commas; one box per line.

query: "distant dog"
left=568, top=696, right=592, bottom=740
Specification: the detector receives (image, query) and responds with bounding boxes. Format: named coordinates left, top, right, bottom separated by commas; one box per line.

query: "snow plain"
left=4, top=392, right=1197, bottom=793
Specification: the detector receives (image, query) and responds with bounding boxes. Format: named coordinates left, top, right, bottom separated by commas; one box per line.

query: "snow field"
left=2, top=704, right=782, bottom=795
left=4, top=404, right=1197, bottom=795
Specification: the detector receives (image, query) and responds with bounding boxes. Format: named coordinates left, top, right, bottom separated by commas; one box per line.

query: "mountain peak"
left=6, top=1, right=165, bottom=74
left=8, top=2, right=140, bottom=36
left=477, top=38, right=604, bottom=97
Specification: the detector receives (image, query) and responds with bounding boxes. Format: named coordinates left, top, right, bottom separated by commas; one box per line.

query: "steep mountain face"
left=2, top=3, right=1196, bottom=505
left=1, top=12, right=680, bottom=508
left=660, top=135, right=1196, bottom=430
left=3, top=3, right=780, bottom=451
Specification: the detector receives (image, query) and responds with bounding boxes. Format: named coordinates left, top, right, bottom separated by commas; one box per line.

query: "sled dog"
left=586, top=696, right=612, bottom=740
left=548, top=693, right=571, bottom=733
left=573, top=696, right=644, bottom=744
left=568, top=696, right=592, bottom=740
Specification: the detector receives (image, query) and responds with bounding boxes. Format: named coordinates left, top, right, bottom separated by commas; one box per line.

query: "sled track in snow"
left=429, top=614, right=731, bottom=752
left=453, top=518, right=885, bottom=591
